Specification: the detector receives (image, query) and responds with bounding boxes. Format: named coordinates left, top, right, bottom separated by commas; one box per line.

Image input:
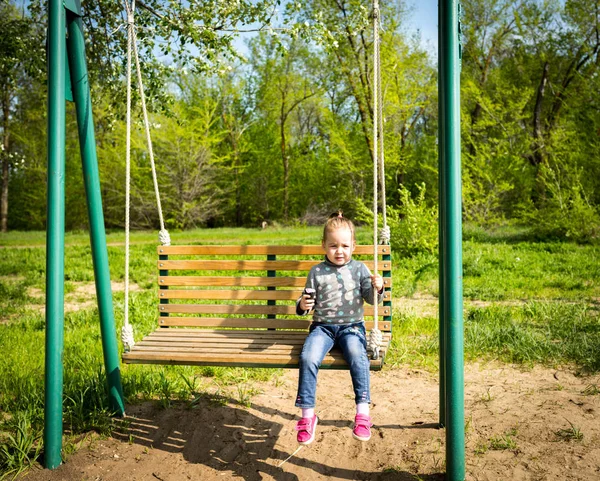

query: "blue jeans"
left=295, top=322, right=371, bottom=408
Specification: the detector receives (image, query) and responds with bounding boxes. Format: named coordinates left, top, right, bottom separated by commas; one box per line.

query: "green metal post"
left=66, top=11, right=125, bottom=415
left=438, top=0, right=447, bottom=429
left=159, top=253, right=169, bottom=327
left=267, top=254, right=276, bottom=328
left=440, top=1, right=465, bottom=480
left=44, top=0, right=66, bottom=469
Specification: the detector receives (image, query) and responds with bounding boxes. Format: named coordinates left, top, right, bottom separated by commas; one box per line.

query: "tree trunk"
left=280, top=99, right=289, bottom=221
left=333, top=51, right=374, bottom=164
left=1, top=91, right=10, bottom=233
left=530, top=61, right=549, bottom=167
left=221, top=108, right=243, bottom=226
left=230, top=132, right=242, bottom=227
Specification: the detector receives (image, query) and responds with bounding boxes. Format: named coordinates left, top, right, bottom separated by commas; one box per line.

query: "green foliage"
left=3, top=0, right=600, bottom=241
left=387, top=184, right=438, bottom=257
left=461, top=80, right=533, bottom=225
left=0, top=411, right=43, bottom=480
left=523, top=163, right=600, bottom=243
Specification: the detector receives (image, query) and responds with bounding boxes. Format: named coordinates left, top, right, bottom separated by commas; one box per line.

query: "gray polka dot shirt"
left=296, top=258, right=383, bottom=325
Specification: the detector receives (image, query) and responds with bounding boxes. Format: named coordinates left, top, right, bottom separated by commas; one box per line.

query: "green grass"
left=1, top=226, right=600, bottom=477
left=555, top=421, right=584, bottom=442
left=475, top=427, right=519, bottom=454
left=387, top=300, right=599, bottom=371
left=392, top=242, right=600, bottom=300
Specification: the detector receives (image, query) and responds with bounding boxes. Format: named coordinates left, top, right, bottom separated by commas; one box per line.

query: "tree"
left=292, top=0, right=377, bottom=161
left=0, top=2, right=44, bottom=232
left=249, top=34, right=319, bottom=220
left=460, top=0, right=533, bottom=222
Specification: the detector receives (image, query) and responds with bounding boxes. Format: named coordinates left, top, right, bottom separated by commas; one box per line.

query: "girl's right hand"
left=299, top=294, right=315, bottom=312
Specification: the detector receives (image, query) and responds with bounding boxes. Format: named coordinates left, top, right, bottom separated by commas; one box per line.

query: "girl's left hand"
left=371, top=274, right=383, bottom=292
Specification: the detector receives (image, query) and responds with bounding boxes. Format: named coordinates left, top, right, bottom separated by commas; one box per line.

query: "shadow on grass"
left=112, top=395, right=444, bottom=481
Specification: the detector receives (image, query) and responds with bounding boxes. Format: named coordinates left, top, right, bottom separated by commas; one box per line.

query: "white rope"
left=376, top=9, right=388, bottom=241
left=121, top=0, right=171, bottom=350
left=129, top=10, right=170, bottom=245
left=122, top=0, right=136, bottom=352
left=368, top=0, right=382, bottom=361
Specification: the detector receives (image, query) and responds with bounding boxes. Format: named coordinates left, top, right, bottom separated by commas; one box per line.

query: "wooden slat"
left=138, top=334, right=391, bottom=347
left=123, top=352, right=357, bottom=368
left=157, top=316, right=392, bottom=331
left=137, top=338, right=307, bottom=347
left=137, top=336, right=390, bottom=352
left=158, top=259, right=392, bottom=272
left=158, top=245, right=391, bottom=256
left=159, top=276, right=306, bottom=287
left=158, top=317, right=311, bottom=329
left=131, top=342, right=390, bottom=355
left=158, top=289, right=391, bottom=301
left=159, top=303, right=392, bottom=317
left=147, top=329, right=309, bottom=339
left=160, top=289, right=304, bottom=300
left=145, top=328, right=392, bottom=339
left=123, top=349, right=389, bottom=369
left=158, top=276, right=392, bottom=288
left=132, top=344, right=304, bottom=353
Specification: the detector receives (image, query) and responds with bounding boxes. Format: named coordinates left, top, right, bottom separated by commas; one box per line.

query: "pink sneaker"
left=352, top=414, right=373, bottom=441
left=295, top=415, right=318, bottom=445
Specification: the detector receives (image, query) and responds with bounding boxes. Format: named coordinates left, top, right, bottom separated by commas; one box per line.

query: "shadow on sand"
left=113, top=394, right=444, bottom=481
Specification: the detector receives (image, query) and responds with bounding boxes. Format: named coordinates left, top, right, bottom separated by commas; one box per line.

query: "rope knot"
left=379, top=225, right=390, bottom=245
left=159, top=229, right=171, bottom=246
left=368, top=327, right=383, bottom=360
left=121, top=324, right=135, bottom=352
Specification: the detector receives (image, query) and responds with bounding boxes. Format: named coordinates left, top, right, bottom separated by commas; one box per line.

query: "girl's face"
left=322, top=227, right=355, bottom=266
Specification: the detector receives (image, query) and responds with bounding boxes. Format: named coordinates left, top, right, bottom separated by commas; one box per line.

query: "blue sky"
left=406, top=0, right=438, bottom=54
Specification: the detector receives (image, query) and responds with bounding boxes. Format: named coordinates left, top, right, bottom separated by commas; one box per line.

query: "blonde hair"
left=322, top=211, right=355, bottom=243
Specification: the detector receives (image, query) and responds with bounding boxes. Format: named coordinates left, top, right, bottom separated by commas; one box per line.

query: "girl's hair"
left=322, top=211, right=355, bottom=242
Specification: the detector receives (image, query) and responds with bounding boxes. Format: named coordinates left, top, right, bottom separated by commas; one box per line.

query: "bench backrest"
left=157, top=245, right=392, bottom=333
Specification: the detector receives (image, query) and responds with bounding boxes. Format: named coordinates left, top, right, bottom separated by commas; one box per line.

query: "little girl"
left=294, top=212, right=383, bottom=445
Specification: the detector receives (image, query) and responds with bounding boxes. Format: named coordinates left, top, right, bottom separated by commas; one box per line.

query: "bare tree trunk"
left=280, top=96, right=289, bottom=221
left=530, top=61, right=549, bottom=167
left=277, top=83, right=315, bottom=222
left=333, top=49, right=374, bottom=164
left=1, top=91, right=10, bottom=233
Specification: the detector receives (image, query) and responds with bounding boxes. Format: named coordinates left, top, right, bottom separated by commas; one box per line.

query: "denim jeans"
left=295, top=322, right=371, bottom=408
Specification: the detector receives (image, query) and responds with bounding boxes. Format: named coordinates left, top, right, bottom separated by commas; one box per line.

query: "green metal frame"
left=439, top=1, right=466, bottom=480
left=45, top=0, right=125, bottom=469
left=45, top=0, right=464, bottom=478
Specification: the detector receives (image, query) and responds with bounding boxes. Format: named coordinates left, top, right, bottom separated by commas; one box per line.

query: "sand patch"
left=19, top=363, right=600, bottom=481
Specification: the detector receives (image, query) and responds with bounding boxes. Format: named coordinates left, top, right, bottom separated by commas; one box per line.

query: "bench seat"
left=122, top=245, right=393, bottom=370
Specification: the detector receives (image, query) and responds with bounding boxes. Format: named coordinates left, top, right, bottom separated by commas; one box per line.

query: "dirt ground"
left=21, top=362, right=600, bottom=481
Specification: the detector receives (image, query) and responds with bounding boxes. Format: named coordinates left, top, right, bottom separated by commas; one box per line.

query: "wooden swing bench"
left=122, top=245, right=393, bottom=370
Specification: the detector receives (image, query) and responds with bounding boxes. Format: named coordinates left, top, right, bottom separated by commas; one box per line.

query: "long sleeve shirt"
left=296, top=258, right=383, bottom=325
